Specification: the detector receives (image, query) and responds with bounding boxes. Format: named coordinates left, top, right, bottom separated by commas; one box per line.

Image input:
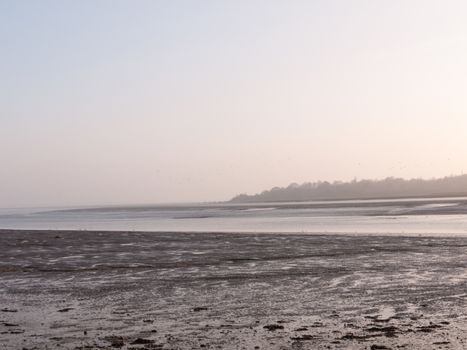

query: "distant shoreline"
left=229, top=192, right=467, bottom=204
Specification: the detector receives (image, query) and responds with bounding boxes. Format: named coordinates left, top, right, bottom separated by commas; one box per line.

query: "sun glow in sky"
left=1, top=0, right=467, bottom=207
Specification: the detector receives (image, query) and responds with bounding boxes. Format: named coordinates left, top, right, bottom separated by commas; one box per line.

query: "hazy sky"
left=2, top=1, right=467, bottom=207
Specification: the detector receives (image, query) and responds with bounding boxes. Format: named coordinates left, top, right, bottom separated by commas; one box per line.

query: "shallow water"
left=1, top=197, right=467, bottom=235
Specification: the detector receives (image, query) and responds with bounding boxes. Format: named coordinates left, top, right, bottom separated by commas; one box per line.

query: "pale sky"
left=1, top=0, right=467, bottom=208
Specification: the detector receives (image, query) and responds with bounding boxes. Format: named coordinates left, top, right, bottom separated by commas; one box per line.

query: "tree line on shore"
left=230, top=174, right=467, bottom=202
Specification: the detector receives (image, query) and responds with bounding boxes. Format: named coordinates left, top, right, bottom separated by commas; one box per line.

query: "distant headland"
left=230, top=175, right=467, bottom=203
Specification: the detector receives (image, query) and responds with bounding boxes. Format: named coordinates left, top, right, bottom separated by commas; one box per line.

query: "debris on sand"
left=291, top=334, right=314, bottom=341
left=131, top=338, right=154, bottom=344
left=263, top=324, right=284, bottom=331
left=193, top=307, right=208, bottom=312
left=1, top=308, right=18, bottom=313
left=366, top=325, right=398, bottom=337
left=104, top=335, right=125, bottom=348
left=309, top=322, right=324, bottom=328
left=370, top=345, right=392, bottom=350
left=341, top=332, right=377, bottom=341
left=3, top=322, right=19, bottom=327
left=58, top=307, right=74, bottom=313
left=416, top=324, right=443, bottom=333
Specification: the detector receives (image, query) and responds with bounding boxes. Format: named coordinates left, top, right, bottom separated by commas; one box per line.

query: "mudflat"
left=1, top=229, right=467, bottom=349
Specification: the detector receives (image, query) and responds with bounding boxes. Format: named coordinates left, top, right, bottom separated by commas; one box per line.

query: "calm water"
left=1, top=197, right=467, bottom=235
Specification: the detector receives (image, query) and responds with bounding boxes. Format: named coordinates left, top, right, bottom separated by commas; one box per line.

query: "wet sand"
left=1, top=229, right=467, bottom=349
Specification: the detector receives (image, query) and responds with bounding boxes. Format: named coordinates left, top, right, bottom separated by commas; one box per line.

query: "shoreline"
left=229, top=192, right=467, bottom=204
left=2, top=228, right=467, bottom=238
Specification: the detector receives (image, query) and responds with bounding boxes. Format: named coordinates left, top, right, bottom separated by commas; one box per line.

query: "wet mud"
left=1, top=229, right=467, bottom=349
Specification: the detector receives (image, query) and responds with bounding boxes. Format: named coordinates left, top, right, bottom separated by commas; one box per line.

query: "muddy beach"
left=1, top=229, right=467, bottom=349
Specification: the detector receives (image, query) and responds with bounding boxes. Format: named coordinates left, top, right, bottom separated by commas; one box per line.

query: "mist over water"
left=2, top=197, right=467, bottom=235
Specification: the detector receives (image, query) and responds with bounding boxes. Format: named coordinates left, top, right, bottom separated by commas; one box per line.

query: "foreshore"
left=1, top=229, right=467, bottom=349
